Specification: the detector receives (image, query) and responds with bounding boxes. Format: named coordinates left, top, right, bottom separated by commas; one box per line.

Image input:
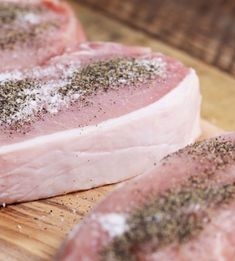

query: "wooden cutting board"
left=0, top=2, right=235, bottom=261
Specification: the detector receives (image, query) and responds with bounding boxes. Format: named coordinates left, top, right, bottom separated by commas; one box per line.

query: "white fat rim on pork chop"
left=0, top=69, right=200, bottom=155
left=0, top=69, right=201, bottom=203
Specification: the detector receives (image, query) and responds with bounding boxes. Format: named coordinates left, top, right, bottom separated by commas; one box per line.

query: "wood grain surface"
left=0, top=2, right=235, bottom=261
left=79, top=0, right=235, bottom=76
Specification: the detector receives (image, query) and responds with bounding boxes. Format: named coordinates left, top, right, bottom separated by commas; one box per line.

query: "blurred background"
left=78, top=0, right=235, bottom=76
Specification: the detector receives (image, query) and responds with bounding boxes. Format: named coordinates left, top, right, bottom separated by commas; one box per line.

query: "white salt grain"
left=22, top=13, right=40, bottom=24
left=97, top=213, right=129, bottom=238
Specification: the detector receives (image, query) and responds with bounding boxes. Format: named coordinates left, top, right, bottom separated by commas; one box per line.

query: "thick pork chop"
left=57, top=133, right=235, bottom=261
left=0, top=0, right=85, bottom=72
left=0, top=42, right=201, bottom=204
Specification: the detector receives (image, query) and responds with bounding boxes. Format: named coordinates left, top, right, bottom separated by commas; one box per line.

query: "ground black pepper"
left=0, top=3, right=42, bottom=24
left=166, top=137, right=235, bottom=175
left=101, top=137, right=235, bottom=261
left=0, top=57, right=165, bottom=130
left=0, top=2, right=59, bottom=50
left=101, top=182, right=235, bottom=261
left=60, top=58, right=164, bottom=96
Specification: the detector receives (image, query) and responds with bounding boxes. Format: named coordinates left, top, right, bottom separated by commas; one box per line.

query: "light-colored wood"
left=0, top=2, right=235, bottom=260
left=74, top=2, right=235, bottom=131
left=199, top=120, right=226, bottom=140
left=79, top=0, right=235, bottom=76
left=0, top=124, right=224, bottom=261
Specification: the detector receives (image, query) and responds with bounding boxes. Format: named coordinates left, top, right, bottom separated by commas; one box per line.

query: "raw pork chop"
left=0, top=0, right=86, bottom=72
left=0, top=42, right=201, bottom=204
left=57, top=133, right=235, bottom=261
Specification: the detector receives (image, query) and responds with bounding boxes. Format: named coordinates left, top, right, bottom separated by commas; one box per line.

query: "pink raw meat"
left=0, top=42, right=201, bottom=204
left=0, top=0, right=86, bottom=72
left=57, top=133, right=235, bottom=261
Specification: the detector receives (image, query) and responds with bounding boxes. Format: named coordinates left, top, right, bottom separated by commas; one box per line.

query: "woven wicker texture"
left=79, top=0, right=235, bottom=76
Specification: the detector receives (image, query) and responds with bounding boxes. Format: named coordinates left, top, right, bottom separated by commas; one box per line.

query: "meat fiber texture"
left=0, top=42, right=201, bottom=204
left=57, top=133, right=235, bottom=261
left=0, top=0, right=86, bottom=72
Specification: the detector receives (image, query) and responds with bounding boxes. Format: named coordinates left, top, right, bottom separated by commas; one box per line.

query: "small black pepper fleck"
left=101, top=180, right=235, bottom=261
left=0, top=57, right=165, bottom=131
left=0, top=2, right=60, bottom=50
left=101, top=137, right=235, bottom=261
